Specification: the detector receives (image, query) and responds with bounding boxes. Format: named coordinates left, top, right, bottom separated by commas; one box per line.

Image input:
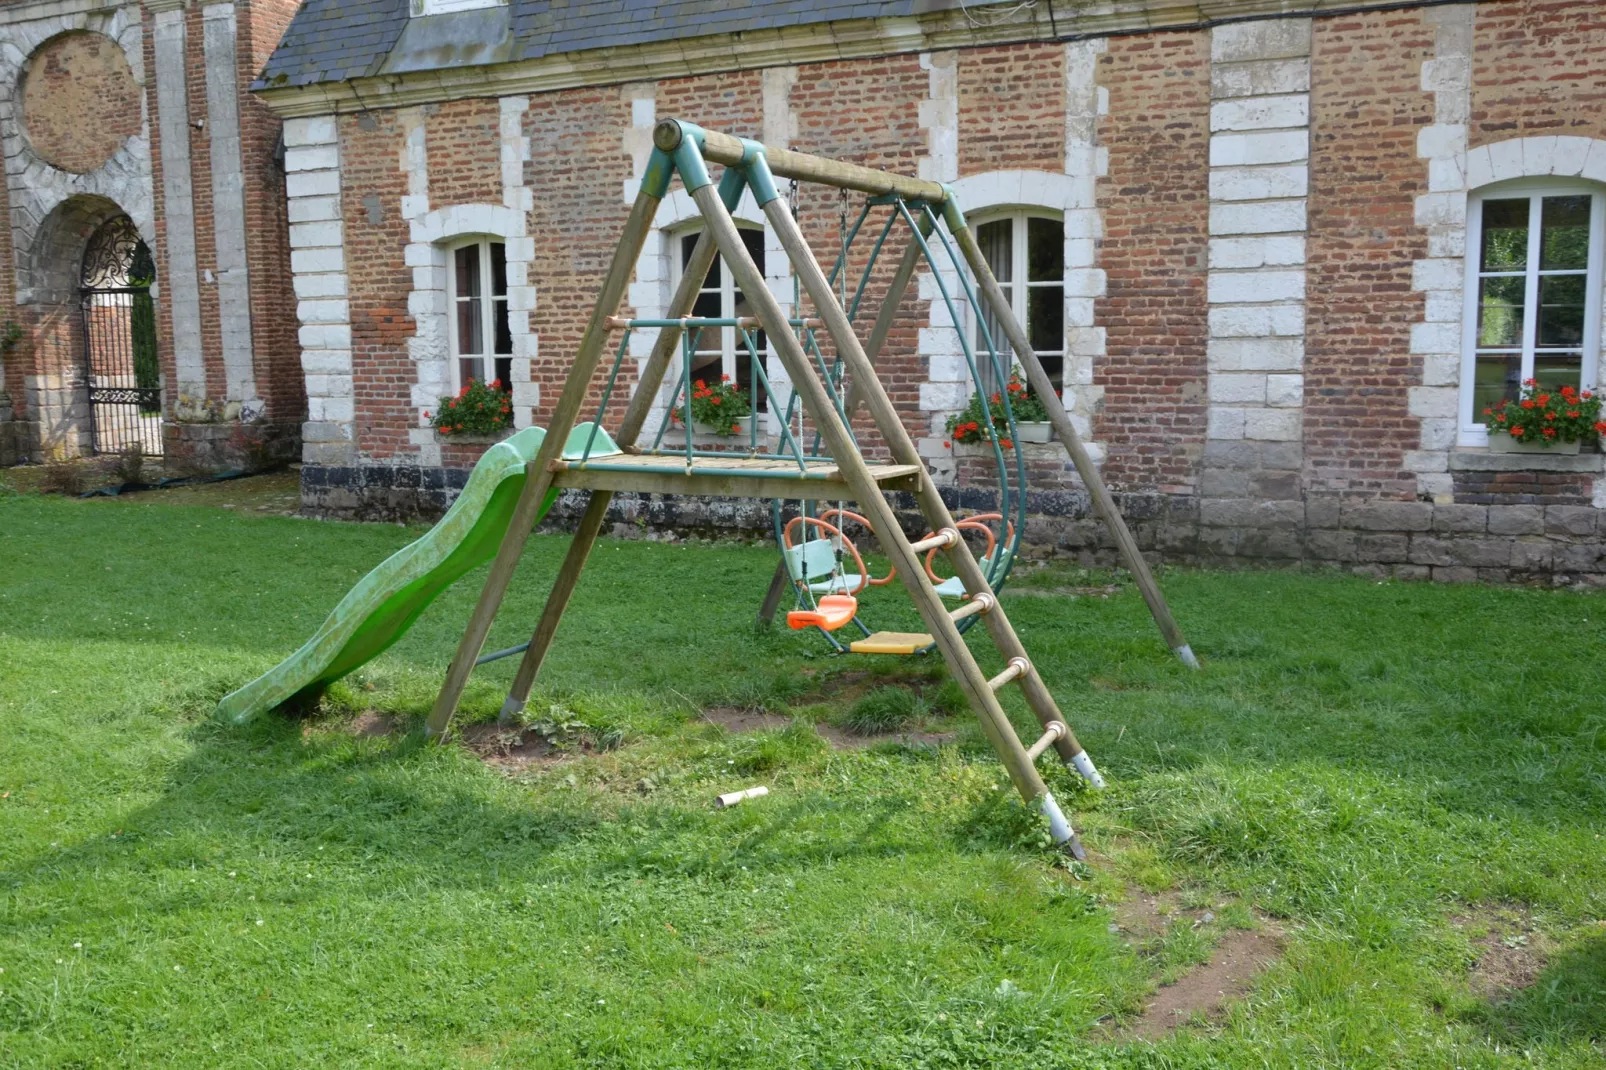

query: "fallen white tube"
left=716, top=785, right=770, bottom=809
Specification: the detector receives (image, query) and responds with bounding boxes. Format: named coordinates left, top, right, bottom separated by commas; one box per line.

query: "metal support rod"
left=425, top=182, right=664, bottom=739
left=948, top=221, right=1199, bottom=670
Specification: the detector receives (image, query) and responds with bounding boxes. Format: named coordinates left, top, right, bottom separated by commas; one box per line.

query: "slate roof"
left=255, top=0, right=947, bottom=90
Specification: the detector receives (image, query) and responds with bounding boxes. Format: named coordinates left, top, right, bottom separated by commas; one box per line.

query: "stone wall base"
left=164, top=419, right=300, bottom=475
left=298, top=463, right=1606, bottom=585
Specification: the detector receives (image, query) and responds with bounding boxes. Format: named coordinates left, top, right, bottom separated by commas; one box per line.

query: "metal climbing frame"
left=421, top=120, right=1198, bottom=857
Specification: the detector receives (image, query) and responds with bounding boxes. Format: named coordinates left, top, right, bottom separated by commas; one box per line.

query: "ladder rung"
left=908, top=528, right=959, bottom=554
left=1025, top=721, right=1067, bottom=761
left=986, top=656, right=1030, bottom=692
left=947, top=591, right=995, bottom=623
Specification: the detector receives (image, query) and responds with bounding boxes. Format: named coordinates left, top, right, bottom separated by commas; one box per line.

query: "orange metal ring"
left=783, top=515, right=870, bottom=596
left=819, top=509, right=897, bottom=586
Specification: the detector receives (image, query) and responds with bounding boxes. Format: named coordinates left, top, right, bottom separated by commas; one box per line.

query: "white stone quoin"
left=1205, top=18, right=1311, bottom=450
left=285, top=115, right=354, bottom=465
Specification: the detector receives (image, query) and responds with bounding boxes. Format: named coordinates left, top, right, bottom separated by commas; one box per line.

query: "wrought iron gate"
left=80, top=215, right=162, bottom=457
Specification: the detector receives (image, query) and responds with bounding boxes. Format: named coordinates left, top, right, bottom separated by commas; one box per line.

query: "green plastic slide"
left=216, top=423, right=621, bottom=724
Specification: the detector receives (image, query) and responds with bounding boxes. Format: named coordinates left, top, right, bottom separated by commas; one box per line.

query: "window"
left=1463, top=185, right=1604, bottom=439
left=673, top=226, right=768, bottom=411
left=410, top=0, right=502, bottom=16
left=973, top=214, right=1064, bottom=392
left=448, top=239, right=512, bottom=391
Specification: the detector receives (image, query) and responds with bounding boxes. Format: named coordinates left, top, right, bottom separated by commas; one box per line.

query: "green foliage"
left=839, top=685, right=927, bottom=734
left=676, top=374, right=751, bottom=435
left=1483, top=379, right=1604, bottom=445
left=944, top=366, right=1049, bottom=446
left=1, top=492, right=1604, bottom=1066
left=428, top=377, right=513, bottom=437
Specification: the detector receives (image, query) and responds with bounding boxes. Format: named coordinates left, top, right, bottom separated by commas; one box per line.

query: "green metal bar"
left=847, top=209, right=898, bottom=324
left=620, top=317, right=822, bottom=329
left=740, top=328, right=811, bottom=470
left=563, top=461, right=857, bottom=481
left=583, top=331, right=633, bottom=462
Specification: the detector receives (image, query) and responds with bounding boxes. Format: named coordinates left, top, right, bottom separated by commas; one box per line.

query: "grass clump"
left=839, top=685, right=927, bottom=734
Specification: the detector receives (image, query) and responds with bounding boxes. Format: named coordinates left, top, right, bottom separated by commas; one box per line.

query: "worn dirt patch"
left=1456, top=904, right=1547, bottom=999
left=702, top=707, right=792, bottom=734
left=457, top=722, right=565, bottom=770
left=1125, top=927, right=1283, bottom=1040
left=1110, top=890, right=1184, bottom=943
left=703, top=706, right=954, bottom=751
left=350, top=711, right=397, bottom=738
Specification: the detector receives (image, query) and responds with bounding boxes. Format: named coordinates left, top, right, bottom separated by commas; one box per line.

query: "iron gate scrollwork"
left=81, top=214, right=162, bottom=456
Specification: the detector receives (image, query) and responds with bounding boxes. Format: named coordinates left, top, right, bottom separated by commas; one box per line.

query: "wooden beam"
left=425, top=183, right=663, bottom=739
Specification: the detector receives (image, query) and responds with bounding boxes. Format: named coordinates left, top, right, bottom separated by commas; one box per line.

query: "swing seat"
left=787, top=595, right=858, bottom=632
left=933, top=549, right=1008, bottom=598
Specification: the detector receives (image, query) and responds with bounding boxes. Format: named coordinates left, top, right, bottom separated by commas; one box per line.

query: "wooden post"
left=498, top=222, right=733, bottom=721
left=425, top=184, right=664, bottom=739
left=949, top=222, right=1199, bottom=670
left=692, top=181, right=1046, bottom=806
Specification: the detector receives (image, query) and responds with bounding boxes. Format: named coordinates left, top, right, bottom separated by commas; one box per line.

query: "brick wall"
left=241, top=0, right=304, bottom=425
left=1095, top=31, right=1211, bottom=493
left=341, top=111, right=414, bottom=461
left=1471, top=0, right=1606, bottom=145
left=957, top=43, right=1065, bottom=174
left=1304, top=9, right=1433, bottom=500
left=185, top=3, right=223, bottom=402
left=426, top=98, right=503, bottom=210
left=19, top=31, right=141, bottom=174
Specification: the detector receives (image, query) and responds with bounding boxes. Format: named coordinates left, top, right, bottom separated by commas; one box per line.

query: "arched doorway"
left=79, top=214, right=161, bottom=455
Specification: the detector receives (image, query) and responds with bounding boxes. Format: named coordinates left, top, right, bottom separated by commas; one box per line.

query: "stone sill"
left=1448, top=450, right=1603, bottom=474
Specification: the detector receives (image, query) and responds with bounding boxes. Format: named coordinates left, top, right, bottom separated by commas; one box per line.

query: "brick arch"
left=19, top=193, right=149, bottom=458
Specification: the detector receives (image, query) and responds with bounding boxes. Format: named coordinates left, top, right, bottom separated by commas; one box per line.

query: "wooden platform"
left=549, top=453, right=923, bottom=500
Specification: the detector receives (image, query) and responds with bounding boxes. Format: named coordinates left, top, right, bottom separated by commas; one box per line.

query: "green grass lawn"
left=1, top=485, right=1603, bottom=1067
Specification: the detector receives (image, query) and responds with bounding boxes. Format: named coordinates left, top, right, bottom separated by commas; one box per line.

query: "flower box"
left=1012, top=421, right=1053, bottom=444
left=1488, top=434, right=1581, bottom=455
left=691, top=414, right=755, bottom=438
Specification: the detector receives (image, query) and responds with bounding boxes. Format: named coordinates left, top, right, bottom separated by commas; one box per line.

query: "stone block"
left=1210, top=94, right=1309, bottom=132
left=1209, top=130, right=1309, bottom=168
left=1208, top=373, right=1266, bottom=404
left=1305, top=528, right=1356, bottom=561
left=1208, top=236, right=1306, bottom=272
left=1487, top=505, right=1543, bottom=535
left=1243, top=408, right=1301, bottom=441
left=1200, top=467, right=1251, bottom=497
left=1431, top=566, right=1478, bottom=583
left=1305, top=497, right=1340, bottom=528
left=1212, top=19, right=1311, bottom=63
left=1341, top=500, right=1433, bottom=532
left=1510, top=539, right=1554, bottom=572
left=1392, top=565, right=1432, bottom=582
left=1208, top=337, right=1303, bottom=372
left=1410, top=320, right=1460, bottom=355
left=284, top=144, right=338, bottom=173
left=1407, top=386, right=1457, bottom=420
left=1201, top=498, right=1302, bottom=529
left=283, top=115, right=337, bottom=148
left=1265, top=374, right=1303, bottom=407
left=1202, top=439, right=1261, bottom=470
left=1432, top=503, right=1487, bottom=532
left=291, top=247, right=344, bottom=275
left=1355, top=532, right=1410, bottom=563
left=1545, top=505, right=1597, bottom=536
left=1411, top=257, right=1462, bottom=292
left=1209, top=165, right=1309, bottom=202
left=1210, top=57, right=1309, bottom=99
left=1207, top=407, right=1246, bottom=440
left=1551, top=136, right=1593, bottom=178
left=1209, top=201, right=1307, bottom=238
left=1250, top=470, right=1300, bottom=499
left=1408, top=536, right=1459, bottom=567
left=285, top=169, right=339, bottom=199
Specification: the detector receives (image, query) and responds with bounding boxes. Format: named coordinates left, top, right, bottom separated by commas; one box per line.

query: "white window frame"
left=968, top=210, right=1066, bottom=393
left=410, top=0, right=502, bottom=17
left=1459, top=180, right=1606, bottom=446
left=669, top=224, right=769, bottom=407
left=446, top=237, right=511, bottom=393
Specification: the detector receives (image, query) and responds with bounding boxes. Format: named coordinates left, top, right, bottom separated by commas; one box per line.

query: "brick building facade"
left=0, top=0, right=302, bottom=470
left=249, top=0, right=1606, bottom=582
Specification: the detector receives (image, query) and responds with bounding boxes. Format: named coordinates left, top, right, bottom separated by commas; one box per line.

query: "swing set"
left=424, top=120, right=1198, bottom=856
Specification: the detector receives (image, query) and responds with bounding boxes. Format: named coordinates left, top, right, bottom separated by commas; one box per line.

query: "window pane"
left=979, top=219, right=1012, bottom=283
left=1473, top=353, right=1521, bottom=418
left=740, top=227, right=765, bottom=273
left=455, top=245, right=481, bottom=298
left=1476, top=275, right=1525, bottom=347
left=1027, top=284, right=1064, bottom=357
left=682, top=231, right=718, bottom=288
left=492, top=297, right=512, bottom=356
left=1480, top=199, right=1529, bottom=271
left=1026, top=217, right=1063, bottom=282
left=691, top=292, right=721, bottom=320
left=458, top=356, right=483, bottom=387
left=490, top=242, right=507, bottom=297
left=1537, top=273, right=1586, bottom=347
left=1534, top=352, right=1583, bottom=395
left=1540, top=195, right=1591, bottom=270
left=456, top=297, right=482, bottom=355
left=494, top=357, right=512, bottom=388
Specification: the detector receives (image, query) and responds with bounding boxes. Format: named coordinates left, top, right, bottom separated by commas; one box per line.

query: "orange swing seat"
left=787, top=594, right=858, bottom=632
